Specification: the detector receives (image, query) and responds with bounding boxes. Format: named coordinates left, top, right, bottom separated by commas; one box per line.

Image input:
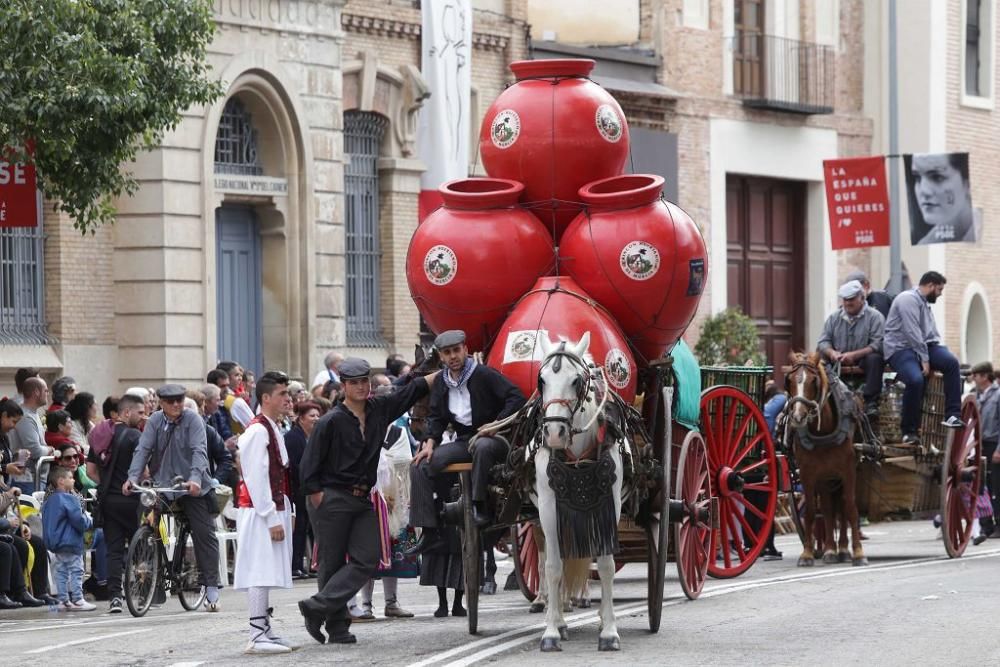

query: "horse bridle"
left=538, top=342, right=594, bottom=436
left=785, top=359, right=830, bottom=428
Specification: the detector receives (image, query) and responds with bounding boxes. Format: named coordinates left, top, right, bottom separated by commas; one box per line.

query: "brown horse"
left=785, top=352, right=868, bottom=567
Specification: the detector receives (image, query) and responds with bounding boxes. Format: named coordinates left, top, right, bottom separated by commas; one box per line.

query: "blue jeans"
left=888, top=344, right=961, bottom=435
left=91, top=528, right=108, bottom=582
left=53, top=552, right=84, bottom=603
left=12, top=481, right=34, bottom=495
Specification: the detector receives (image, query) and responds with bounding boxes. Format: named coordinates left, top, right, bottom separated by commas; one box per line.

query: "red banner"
left=823, top=156, right=890, bottom=250
left=0, top=156, right=38, bottom=228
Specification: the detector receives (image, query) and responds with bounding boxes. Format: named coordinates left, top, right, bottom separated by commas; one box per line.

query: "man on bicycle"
left=124, top=384, right=222, bottom=611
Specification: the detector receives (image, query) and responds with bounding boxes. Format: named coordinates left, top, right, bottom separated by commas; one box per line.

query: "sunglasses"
left=161, top=396, right=185, bottom=405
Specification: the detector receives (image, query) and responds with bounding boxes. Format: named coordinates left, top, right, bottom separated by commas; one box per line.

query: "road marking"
left=23, top=628, right=152, bottom=654
left=411, top=548, right=1000, bottom=667
left=0, top=610, right=201, bottom=634
left=165, top=662, right=205, bottom=667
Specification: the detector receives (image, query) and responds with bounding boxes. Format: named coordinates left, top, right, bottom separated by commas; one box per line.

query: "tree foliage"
left=694, top=307, right=766, bottom=366
left=0, top=0, right=223, bottom=232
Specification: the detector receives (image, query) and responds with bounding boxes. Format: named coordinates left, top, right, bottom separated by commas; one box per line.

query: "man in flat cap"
left=971, top=361, right=1000, bottom=541
left=817, top=279, right=886, bottom=418
left=124, top=384, right=222, bottom=610
left=405, top=330, right=526, bottom=556
left=298, top=357, right=440, bottom=645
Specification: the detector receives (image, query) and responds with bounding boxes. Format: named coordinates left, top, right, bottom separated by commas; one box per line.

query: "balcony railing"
left=730, top=34, right=835, bottom=114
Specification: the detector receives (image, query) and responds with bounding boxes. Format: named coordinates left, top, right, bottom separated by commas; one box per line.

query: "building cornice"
left=341, top=12, right=509, bottom=52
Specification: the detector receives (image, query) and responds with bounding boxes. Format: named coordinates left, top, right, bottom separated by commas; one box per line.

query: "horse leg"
left=818, top=482, right=838, bottom=564
left=842, top=455, right=868, bottom=566
left=798, top=464, right=816, bottom=566
left=536, top=451, right=565, bottom=651
left=835, top=484, right=850, bottom=563
left=596, top=554, right=620, bottom=651
left=530, top=523, right=546, bottom=613
left=482, top=546, right=498, bottom=595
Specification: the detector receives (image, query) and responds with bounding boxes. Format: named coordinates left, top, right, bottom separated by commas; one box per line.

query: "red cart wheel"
left=942, top=395, right=982, bottom=558
left=701, top=385, right=778, bottom=578
left=674, top=431, right=712, bottom=600
left=512, top=522, right=540, bottom=602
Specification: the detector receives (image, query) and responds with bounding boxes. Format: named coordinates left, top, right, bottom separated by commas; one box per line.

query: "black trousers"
left=176, top=493, right=220, bottom=587
left=291, top=493, right=310, bottom=573
left=11, top=534, right=48, bottom=596
left=100, top=494, right=140, bottom=599
left=307, top=488, right=379, bottom=625
left=0, top=540, right=27, bottom=595
left=856, top=352, right=885, bottom=405
left=984, top=440, right=999, bottom=519
left=409, top=437, right=509, bottom=528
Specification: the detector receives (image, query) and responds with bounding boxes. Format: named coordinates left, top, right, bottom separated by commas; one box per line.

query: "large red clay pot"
left=479, top=59, right=630, bottom=242
left=559, top=174, right=708, bottom=364
left=406, top=178, right=554, bottom=352
left=486, top=276, right=637, bottom=403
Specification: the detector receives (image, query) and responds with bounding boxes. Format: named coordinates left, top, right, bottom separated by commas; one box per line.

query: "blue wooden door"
left=216, top=206, right=262, bottom=375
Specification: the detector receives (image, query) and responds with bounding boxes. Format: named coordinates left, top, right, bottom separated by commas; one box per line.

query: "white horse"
left=534, top=332, right=623, bottom=652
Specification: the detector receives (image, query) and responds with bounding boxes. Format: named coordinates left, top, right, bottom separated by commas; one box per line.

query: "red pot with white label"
left=559, top=174, right=708, bottom=364
left=406, top=178, right=554, bottom=352
left=478, top=59, right=630, bottom=242
left=486, top=276, right=637, bottom=403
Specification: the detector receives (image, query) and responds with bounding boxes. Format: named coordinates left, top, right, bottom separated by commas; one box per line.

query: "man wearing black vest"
left=406, top=330, right=526, bottom=555
left=85, top=393, right=144, bottom=614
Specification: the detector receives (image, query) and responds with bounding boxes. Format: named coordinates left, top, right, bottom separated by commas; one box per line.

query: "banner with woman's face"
left=904, top=152, right=979, bottom=245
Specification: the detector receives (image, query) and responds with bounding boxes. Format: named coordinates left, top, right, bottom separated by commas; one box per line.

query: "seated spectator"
left=66, top=392, right=98, bottom=454
left=46, top=410, right=77, bottom=454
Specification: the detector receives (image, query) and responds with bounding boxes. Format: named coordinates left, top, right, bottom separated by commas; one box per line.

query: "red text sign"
left=0, top=158, right=38, bottom=228
left=823, top=156, right=890, bottom=250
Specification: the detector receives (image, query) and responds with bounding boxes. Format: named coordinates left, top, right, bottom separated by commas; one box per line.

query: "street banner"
left=903, top=152, right=979, bottom=245
left=0, top=154, right=38, bottom=228
left=417, top=0, right=472, bottom=222
left=823, top=156, right=890, bottom=250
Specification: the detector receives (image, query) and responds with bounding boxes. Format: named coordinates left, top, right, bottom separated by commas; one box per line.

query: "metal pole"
left=887, top=0, right=902, bottom=294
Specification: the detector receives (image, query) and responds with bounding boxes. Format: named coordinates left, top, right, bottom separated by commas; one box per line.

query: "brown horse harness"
left=785, top=359, right=858, bottom=451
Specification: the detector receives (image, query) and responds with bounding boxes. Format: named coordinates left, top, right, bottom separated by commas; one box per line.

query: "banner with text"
left=823, top=156, right=890, bottom=250
left=0, top=157, right=38, bottom=228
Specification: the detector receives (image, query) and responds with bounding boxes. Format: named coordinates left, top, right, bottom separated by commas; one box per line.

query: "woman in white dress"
left=233, top=372, right=295, bottom=654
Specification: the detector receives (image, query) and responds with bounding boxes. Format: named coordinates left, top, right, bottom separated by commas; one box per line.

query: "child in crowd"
left=41, top=468, right=96, bottom=611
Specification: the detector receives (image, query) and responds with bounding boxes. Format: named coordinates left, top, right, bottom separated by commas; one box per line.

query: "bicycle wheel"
left=174, top=521, right=207, bottom=611
left=124, top=525, right=160, bottom=617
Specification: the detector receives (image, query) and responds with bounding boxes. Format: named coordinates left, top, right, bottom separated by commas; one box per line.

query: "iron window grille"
left=344, top=111, right=388, bottom=346
left=966, top=0, right=983, bottom=96
left=0, top=222, right=51, bottom=344
left=214, top=98, right=264, bottom=175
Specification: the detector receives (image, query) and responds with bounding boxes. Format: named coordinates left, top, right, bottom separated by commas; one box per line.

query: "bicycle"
left=123, top=478, right=207, bottom=617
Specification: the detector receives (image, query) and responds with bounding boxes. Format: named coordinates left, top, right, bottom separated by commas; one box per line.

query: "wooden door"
left=216, top=205, right=263, bottom=376
left=734, top=0, right=764, bottom=97
left=726, top=176, right=805, bottom=379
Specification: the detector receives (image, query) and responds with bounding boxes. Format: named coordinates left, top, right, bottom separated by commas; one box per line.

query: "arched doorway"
left=964, top=292, right=991, bottom=365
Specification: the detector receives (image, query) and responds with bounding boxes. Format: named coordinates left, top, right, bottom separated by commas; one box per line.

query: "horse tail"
left=562, top=558, right=590, bottom=601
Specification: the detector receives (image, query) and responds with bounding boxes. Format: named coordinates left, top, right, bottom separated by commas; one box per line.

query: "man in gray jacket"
left=817, top=279, right=886, bottom=418
left=883, top=271, right=962, bottom=445
left=8, top=377, right=53, bottom=494
left=124, top=384, right=222, bottom=611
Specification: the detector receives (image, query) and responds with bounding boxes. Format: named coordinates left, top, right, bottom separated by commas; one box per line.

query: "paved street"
left=3, top=520, right=999, bottom=666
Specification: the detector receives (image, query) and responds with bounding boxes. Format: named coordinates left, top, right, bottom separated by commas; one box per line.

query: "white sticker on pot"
left=423, top=245, right=458, bottom=285
left=595, top=104, right=624, bottom=143
left=503, top=329, right=547, bottom=363
left=604, top=348, right=631, bottom=389
left=490, top=109, right=521, bottom=149
left=619, top=241, right=660, bottom=281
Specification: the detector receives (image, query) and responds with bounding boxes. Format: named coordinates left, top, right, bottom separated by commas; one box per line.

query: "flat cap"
left=338, top=357, right=371, bottom=380
left=971, top=361, right=994, bottom=376
left=838, top=280, right=864, bottom=300
left=434, top=329, right=466, bottom=349
left=844, top=270, right=868, bottom=285
left=157, top=383, right=187, bottom=399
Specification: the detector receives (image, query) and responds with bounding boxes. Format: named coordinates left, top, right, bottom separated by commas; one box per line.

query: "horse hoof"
left=529, top=602, right=545, bottom=614
left=540, top=637, right=562, bottom=652
left=598, top=636, right=621, bottom=652
left=838, top=551, right=850, bottom=563
left=797, top=557, right=814, bottom=567
left=558, top=625, right=569, bottom=641
left=852, top=557, right=869, bottom=567
left=481, top=581, right=497, bottom=595
left=562, top=601, right=573, bottom=612
left=822, top=552, right=838, bottom=565
left=577, top=598, right=592, bottom=609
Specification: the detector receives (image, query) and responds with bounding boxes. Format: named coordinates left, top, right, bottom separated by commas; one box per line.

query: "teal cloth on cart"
left=671, top=339, right=701, bottom=432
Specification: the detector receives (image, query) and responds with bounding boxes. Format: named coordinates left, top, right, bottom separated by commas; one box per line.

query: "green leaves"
left=0, top=0, right=223, bottom=232
left=694, top=307, right=767, bottom=367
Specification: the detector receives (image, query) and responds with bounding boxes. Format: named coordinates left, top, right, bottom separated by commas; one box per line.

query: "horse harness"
left=785, top=359, right=859, bottom=451
left=537, top=342, right=611, bottom=463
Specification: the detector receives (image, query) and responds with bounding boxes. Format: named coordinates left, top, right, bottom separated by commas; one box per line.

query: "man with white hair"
left=816, top=279, right=886, bottom=419
left=311, top=352, right=344, bottom=392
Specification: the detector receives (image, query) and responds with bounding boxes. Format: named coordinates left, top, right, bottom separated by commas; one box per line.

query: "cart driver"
left=816, top=279, right=886, bottom=419
left=404, top=330, right=526, bottom=555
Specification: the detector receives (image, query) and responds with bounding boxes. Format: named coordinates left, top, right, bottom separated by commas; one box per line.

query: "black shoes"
left=326, top=618, right=356, bottom=644
left=298, top=600, right=327, bottom=644
left=942, top=415, right=963, bottom=429
left=402, top=530, right=444, bottom=556
left=471, top=505, right=492, bottom=528
left=16, top=591, right=45, bottom=607
left=0, top=593, right=22, bottom=610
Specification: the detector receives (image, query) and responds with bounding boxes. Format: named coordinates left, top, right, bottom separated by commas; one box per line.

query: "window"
left=214, top=98, right=263, bottom=175
left=0, top=224, right=49, bottom=344
left=967, top=0, right=983, bottom=96
left=344, top=111, right=388, bottom=346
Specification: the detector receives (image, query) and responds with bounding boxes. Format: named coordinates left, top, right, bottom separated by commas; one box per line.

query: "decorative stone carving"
left=341, top=12, right=509, bottom=52
left=213, top=0, right=344, bottom=36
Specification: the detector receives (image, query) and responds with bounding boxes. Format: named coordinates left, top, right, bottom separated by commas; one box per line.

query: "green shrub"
left=694, top=307, right=766, bottom=366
